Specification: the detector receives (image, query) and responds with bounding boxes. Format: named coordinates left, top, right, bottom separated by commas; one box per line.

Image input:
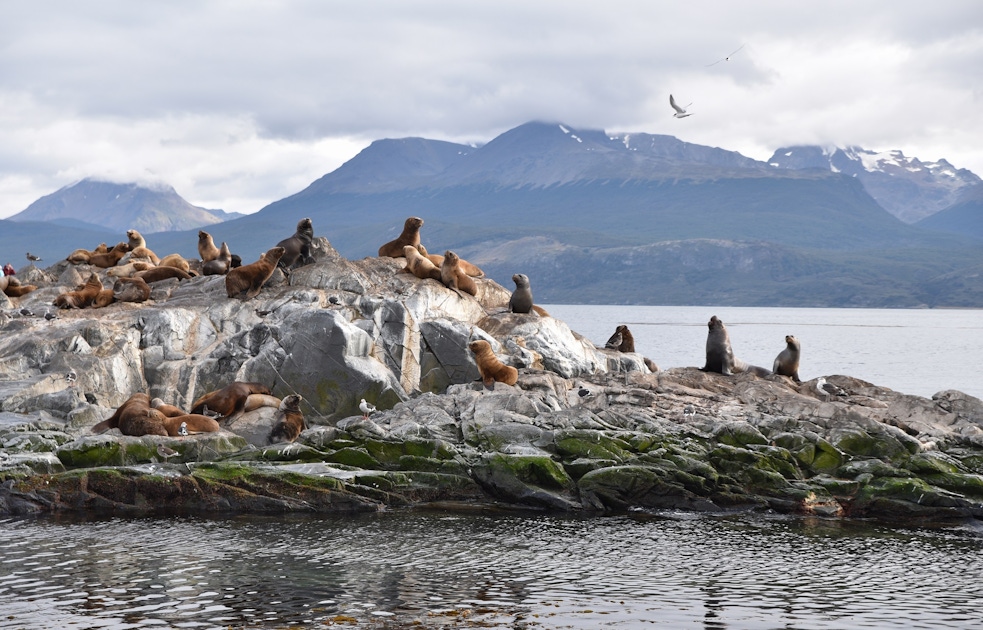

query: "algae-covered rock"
left=470, top=452, right=579, bottom=510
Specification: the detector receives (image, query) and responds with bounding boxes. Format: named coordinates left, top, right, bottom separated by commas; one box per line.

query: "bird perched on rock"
left=359, top=398, right=376, bottom=419
left=604, top=325, right=635, bottom=353
left=328, top=296, right=340, bottom=305
left=19, top=308, right=34, bottom=317
left=178, top=422, right=188, bottom=437
left=577, top=386, right=593, bottom=400
left=44, top=310, right=57, bottom=321
left=157, top=444, right=178, bottom=461
left=25, top=252, right=42, bottom=262
left=815, top=377, right=847, bottom=400
left=65, top=370, right=77, bottom=386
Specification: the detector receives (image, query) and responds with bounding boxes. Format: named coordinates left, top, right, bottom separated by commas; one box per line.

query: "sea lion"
left=225, top=247, right=285, bottom=300
left=202, top=242, right=232, bottom=276
left=701, top=315, right=772, bottom=377
left=150, top=397, right=186, bottom=418
left=126, top=229, right=147, bottom=250
left=469, top=340, right=518, bottom=387
left=773, top=335, right=801, bottom=382
left=440, top=250, right=477, bottom=297
left=53, top=272, right=104, bottom=309
left=379, top=217, right=424, bottom=258
left=242, top=393, right=282, bottom=413
left=91, top=392, right=168, bottom=437
left=113, top=276, right=152, bottom=303
left=136, top=266, right=194, bottom=283
left=66, top=242, right=108, bottom=264
left=107, top=261, right=156, bottom=278
left=418, top=244, right=484, bottom=277
left=88, top=242, right=130, bottom=268
left=276, top=218, right=315, bottom=271
left=604, top=325, right=635, bottom=353
left=402, top=245, right=442, bottom=280
left=92, top=288, right=115, bottom=308
left=268, top=394, right=306, bottom=444
left=158, top=253, right=191, bottom=272
left=129, top=246, right=160, bottom=265
left=163, top=414, right=220, bottom=436
left=191, top=381, right=272, bottom=418
left=0, top=276, right=37, bottom=297
left=509, top=273, right=534, bottom=314
left=198, top=230, right=221, bottom=262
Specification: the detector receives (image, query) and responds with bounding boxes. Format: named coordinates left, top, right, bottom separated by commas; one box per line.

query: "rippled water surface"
left=1, top=511, right=982, bottom=629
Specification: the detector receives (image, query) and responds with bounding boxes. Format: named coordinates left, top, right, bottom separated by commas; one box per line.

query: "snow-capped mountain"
left=768, top=146, right=981, bottom=223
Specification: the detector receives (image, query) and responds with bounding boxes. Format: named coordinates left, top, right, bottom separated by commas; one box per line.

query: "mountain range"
left=1, top=122, right=981, bottom=307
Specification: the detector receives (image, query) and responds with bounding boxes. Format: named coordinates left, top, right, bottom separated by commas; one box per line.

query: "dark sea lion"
left=604, top=325, right=635, bottom=353
left=440, top=250, right=477, bottom=297
left=276, top=218, right=315, bottom=271
left=225, top=247, right=285, bottom=300
left=191, top=381, right=272, bottom=418
left=136, top=266, right=194, bottom=283
left=469, top=340, right=518, bottom=387
left=508, top=273, right=534, bottom=314
left=402, top=245, right=442, bottom=281
left=773, top=335, right=801, bottom=382
left=202, top=242, right=232, bottom=276
left=268, top=394, right=306, bottom=444
left=378, top=217, right=423, bottom=258
left=198, top=230, right=221, bottom=262
left=701, top=315, right=771, bottom=377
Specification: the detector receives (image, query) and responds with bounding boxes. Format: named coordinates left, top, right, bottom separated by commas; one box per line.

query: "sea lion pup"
left=225, top=246, right=285, bottom=300
left=604, top=325, right=635, bottom=353
left=440, top=250, right=477, bottom=297
left=158, top=253, right=191, bottom=272
left=135, top=266, right=194, bottom=283
left=378, top=216, right=424, bottom=258
left=151, top=397, right=186, bottom=418
left=191, top=381, right=273, bottom=418
left=276, top=217, right=315, bottom=271
left=53, top=272, right=104, bottom=309
left=402, top=245, right=442, bottom=280
left=508, top=273, right=535, bottom=314
left=113, top=277, right=151, bottom=303
left=107, top=260, right=156, bottom=278
left=163, top=414, right=220, bottom=436
left=418, top=244, right=484, bottom=278
left=773, top=335, right=801, bottom=382
left=88, top=242, right=131, bottom=268
left=469, top=340, right=519, bottom=387
left=198, top=230, right=221, bottom=262
left=701, top=315, right=772, bottom=377
left=268, top=394, right=306, bottom=444
left=202, top=242, right=233, bottom=276
left=126, top=229, right=147, bottom=250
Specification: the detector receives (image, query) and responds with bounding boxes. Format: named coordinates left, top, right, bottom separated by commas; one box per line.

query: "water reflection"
left=0, top=510, right=981, bottom=629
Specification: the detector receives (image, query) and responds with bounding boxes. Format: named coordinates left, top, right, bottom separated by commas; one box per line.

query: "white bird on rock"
left=359, top=398, right=376, bottom=419
left=815, top=377, right=847, bottom=400
left=670, top=94, right=693, bottom=118
left=178, top=422, right=188, bottom=437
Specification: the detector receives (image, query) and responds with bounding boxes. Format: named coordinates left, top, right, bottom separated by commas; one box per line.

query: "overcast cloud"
left=1, top=0, right=980, bottom=219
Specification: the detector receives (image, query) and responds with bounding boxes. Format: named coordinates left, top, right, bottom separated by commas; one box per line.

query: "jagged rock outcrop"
left=1, top=237, right=982, bottom=522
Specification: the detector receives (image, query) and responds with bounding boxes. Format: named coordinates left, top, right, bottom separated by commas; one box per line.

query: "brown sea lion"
left=191, top=381, right=272, bottom=418
left=0, top=276, right=37, bottom=297
left=773, top=335, right=801, bottom=382
left=198, top=230, right=221, bottom=262
left=440, top=250, right=477, bottom=297
left=604, top=325, right=635, bottom=353
left=402, top=245, right=442, bottom=280
left=92, top=288, right=115, bottom=308
left=202, top=242, right=232, bottom=275
left=113, top=276, right=151, bottom=303
left=163, top=414, right=221, bottom=436
left=88, top=242, right=130, bottom=268
left=126, top=229, right=147, bottom=250
left=107, top=261, right=156, bottom=278
left=66, top=242, right=109, bottom=264
left=378, top=217, right=423, bottom=258
left=701, top=315, right=771, bottom=377
left=268, top=394, right=306, bottom=444
left=418, top=244, right=484, bottom=277
left=158, top=253, right=191, bottom=272
left=129, top=246, right=160, bottom=265
left=135, top=266, right=194, bottom=283
left=150, top=397, right=186, bottom=418
left=53, top=272, right=104, bottom=309
left=242, top=393, right=282, bottom=413
left=469, top=340, right=518, bottom=387
left=276, top=218, right=315, bottom=271
left=91, top=393, right=169, bottom=437
left=225, top=247, right=284, bottom=300
left=508, top=273, right=534, bottom=314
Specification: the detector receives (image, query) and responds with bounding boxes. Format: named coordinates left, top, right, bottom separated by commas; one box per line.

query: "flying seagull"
left=359, top=398, right=376, bottom=419
left=670, top=94, right=693, bottom=118
left=25, top=252, right=42, bottom=262
left=706, top=44, right=745, bottom=67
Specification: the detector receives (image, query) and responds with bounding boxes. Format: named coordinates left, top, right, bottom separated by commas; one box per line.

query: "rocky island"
left=2, top=235, right=982, bottom=523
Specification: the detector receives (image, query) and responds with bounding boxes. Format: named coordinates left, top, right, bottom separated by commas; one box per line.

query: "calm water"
left=544, top=305, right=983, bottom=400
left=1, top=511, right=982, bottom=629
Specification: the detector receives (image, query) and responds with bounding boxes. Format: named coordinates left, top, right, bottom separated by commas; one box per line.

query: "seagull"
left=328, top=296, right=340, bottom=305
left=25, top=252, right=42, bottom=262
left=65, top=370, right=77, bottom=386
left=706, top=44, right=745, bottom=67
left=359, top=398, right=376, bottom=419
left=19, top=308, right=34, bottom=317
left=157, top=444, right=178, bottom=461
left=683, top=404, right=696, bottom=417
left=815, top=377, right=847, bottom=400
left=577, top=386, right=593, bottom=400
left=178, top=422, right=188, bottom=437
left=604, top=330, right=622, bottom=350
left=670, top=94, right=693, bottom=118
left=44, top=310, right=57, bottom=321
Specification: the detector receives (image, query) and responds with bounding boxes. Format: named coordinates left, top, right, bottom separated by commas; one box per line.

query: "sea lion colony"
left=3, top=215, right=806, bottom=439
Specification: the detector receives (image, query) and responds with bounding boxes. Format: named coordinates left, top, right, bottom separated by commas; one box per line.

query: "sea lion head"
left=444, top=250, right=459, bottom=264
left=264, top=246, right=286, bottom=264
left=786, top=335, right=800, bottom=348
left=512, top=273, right=530, bottom=289
left=708, top=316, right=723, bottom=330
left=406, top=217, right=423, bottom=230
left=198, top=230, right=211, bottom=242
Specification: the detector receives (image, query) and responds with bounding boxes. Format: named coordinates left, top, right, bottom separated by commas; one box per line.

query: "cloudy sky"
left=2, top=1, right=980, bottom=219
